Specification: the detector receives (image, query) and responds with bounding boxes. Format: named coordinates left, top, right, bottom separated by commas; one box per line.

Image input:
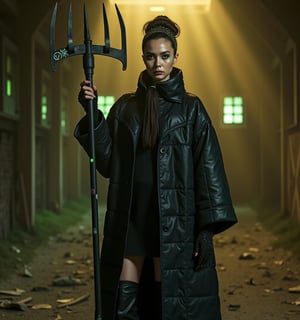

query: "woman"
left=75, top=15, right=237, bottom=320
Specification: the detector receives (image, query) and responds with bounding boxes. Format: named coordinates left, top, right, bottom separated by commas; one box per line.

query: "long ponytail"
left=142, top=85, right=159, bottom=148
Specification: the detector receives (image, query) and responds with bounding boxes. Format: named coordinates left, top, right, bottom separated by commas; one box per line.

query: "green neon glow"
left=233, top=96, right=243, bottom=105
left=223, top=96, right=244, bottom=125
left=98, top=95, right=115, bottom=118
left=6, top=80, right=12, bottom=96
left=41, top=96, right=48, bottom=121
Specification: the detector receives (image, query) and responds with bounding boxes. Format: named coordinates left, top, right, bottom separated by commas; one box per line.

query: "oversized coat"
left=74, top=68, right=237, bottom=320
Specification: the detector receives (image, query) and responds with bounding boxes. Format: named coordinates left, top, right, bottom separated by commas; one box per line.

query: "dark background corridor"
left=0, top=0, right=299, bottom=238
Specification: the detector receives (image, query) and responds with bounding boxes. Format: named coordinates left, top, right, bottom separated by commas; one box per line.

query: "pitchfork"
left=50, top=2, right=127, bottom=319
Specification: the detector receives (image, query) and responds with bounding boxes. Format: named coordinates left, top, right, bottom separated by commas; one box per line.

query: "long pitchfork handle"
left=50, top=2, right=127, bottom=319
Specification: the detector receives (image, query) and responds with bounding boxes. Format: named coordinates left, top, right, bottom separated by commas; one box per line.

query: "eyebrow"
left=144, top=50, right=171, bottom=55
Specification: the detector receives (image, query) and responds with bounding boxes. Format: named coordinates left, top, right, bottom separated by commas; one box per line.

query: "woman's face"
left=142, top=38, right=178, bottom=82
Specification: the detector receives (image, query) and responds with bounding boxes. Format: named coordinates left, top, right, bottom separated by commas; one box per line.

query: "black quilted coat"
left=74, top=68, right=237, bottom=320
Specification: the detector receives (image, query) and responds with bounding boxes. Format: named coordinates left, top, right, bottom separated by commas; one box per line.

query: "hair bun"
left=142, top=15, right=180, bottom=53
left=143, top=15, right=180, bottom=38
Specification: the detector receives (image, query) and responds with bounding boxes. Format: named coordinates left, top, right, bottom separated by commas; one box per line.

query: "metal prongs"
left=49, top=1, right=127, bottom=72
left=114, top=4, right=127, bottom=70
left=67, top=3, right=74, bottom=53
left=84, top=2, right=91, bottom=42
left=49, top=2, right=58, bottom=72
left=102, top=4, right=110, bottom=53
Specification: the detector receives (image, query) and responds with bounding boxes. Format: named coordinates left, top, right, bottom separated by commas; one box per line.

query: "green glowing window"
left=6, top=79, right=12, bottom=97
left=3, top=37, right=18, bottom=115
left=61, top=90, right=68, bottom=133
left=41, top=81, right=49, bottom=125
left=41, top=96, right=48, bottom=121
left=5, top=55, right=13, bottom=97
left=61, top=112, right=66, bottom=128
left=223, top=96, right=244, bottom=124
left=98, top=96, right=115, bottom=118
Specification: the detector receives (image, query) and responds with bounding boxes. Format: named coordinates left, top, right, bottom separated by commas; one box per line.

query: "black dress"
left=124, top=138, right=160, bottom=257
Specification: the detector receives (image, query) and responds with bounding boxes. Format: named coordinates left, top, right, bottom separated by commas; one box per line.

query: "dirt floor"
left=0, top=206, right=299, bottom=320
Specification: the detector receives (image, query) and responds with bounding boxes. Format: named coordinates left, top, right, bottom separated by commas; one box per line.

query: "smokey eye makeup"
left=144, top=52, right=172, bottom=61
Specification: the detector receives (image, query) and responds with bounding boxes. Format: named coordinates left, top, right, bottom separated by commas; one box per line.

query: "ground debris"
left=31, top=286, right=49, bottom=292
left=64, top=259, right=77, bottom=265
left=21, top=265, right=32, bottom=278
left=288, top=284, right=300, bottom=293
left=245, top=278, right=256, bottom=285
left=286, top=309, right=300, bottom=315
left=31, top=303, right=52, bottom=310
left=255, top=262, right=269, bottom=270
left=274, top=260, right=284, bottom=266
left=239, top=252, right=255, bottom=260
left=63, top=251, right=74, bottom=258
left=228, top=304, right=241, bottom=311
left=0, top=296, right=32, bottom=311
left=217, top=263, right=226, bottom=271
left=57, top=293, right=90, bottom=308
left=0, top=288, right=25, bottom=296
left=282, top=274, right=298, bottom=281
left=52, top=276, right=85, bottom=286
left=11, top=246, right=21, bottom=254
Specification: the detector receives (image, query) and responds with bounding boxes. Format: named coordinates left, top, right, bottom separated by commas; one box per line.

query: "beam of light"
left=149, top=6, right=166, bottom=12
left=109, top=0, right=212, bottom=13
left=109, top=0, right=211, bottom=5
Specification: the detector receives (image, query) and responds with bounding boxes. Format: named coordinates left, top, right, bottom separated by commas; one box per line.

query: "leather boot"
left=117, top=280, right=139, bottom=320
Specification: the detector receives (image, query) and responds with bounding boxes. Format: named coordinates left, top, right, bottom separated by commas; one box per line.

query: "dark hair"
left=141, top=16, right=180, bottom=149
left=142, top=16, right=180, bottom=53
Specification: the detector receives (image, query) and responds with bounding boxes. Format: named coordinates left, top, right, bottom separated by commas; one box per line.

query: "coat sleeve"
left=73, top=110, right=113, bottom=178
left=73, top=93, right=132, bottom=178
left=192, top=100, right=237, bottom=234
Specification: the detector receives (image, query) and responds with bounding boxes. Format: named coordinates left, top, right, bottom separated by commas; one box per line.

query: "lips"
left=154, top=71, right=164, bottom=76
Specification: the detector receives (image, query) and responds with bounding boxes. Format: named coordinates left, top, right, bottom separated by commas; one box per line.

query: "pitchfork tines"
left=50, top=1, right=127, bottom=72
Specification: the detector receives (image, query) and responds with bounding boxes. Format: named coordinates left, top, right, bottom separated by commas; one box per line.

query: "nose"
left=154, top=56, right=162, bottom=68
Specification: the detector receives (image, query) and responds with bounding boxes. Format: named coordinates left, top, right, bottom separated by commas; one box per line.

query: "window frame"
left=221, top=95, right=245, bottom=128
left=1, top=35, right=19, bottom=118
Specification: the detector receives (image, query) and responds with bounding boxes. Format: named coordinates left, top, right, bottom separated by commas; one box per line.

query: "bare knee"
left=120, top=256, right=144, bottom=283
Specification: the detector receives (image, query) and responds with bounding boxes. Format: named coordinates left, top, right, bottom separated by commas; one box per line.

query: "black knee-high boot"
left=117, top=281, right=139, bottom=320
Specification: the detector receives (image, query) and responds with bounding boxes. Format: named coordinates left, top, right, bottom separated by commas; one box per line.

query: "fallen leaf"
left=64, top=259, right=77, bottom=265
left=57, top=298, right=74, bottom=303
left=57, top=293, right=90, bottom=308
left=31, top=304, right=52, bottom=310
left=0, top=288, right=25, bottom=296
left=288, top=285, right=300, bottom=293
left=264, top=288, right=272, bottom=293
left=74, top=270, right=87, bottom=275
